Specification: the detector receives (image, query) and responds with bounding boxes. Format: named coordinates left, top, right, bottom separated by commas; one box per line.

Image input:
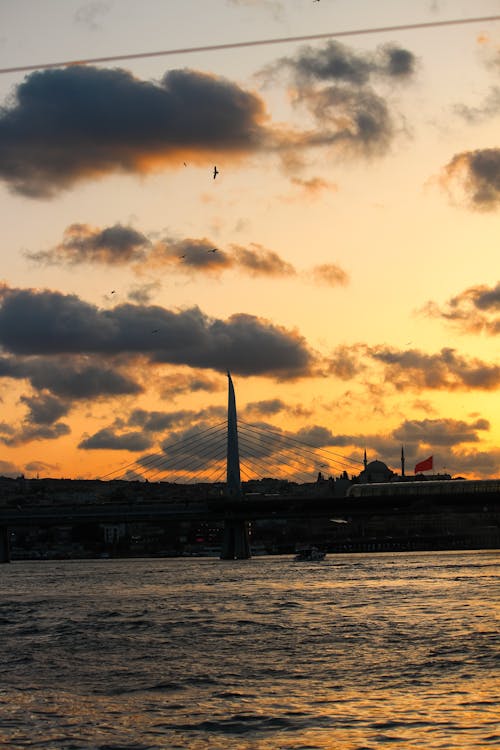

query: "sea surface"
left=0, top=551, right=498, bottom=750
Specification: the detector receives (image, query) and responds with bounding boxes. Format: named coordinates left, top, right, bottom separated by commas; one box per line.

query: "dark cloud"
left=0, top=422, right=71, bottom=447
left=78, top=428, right=152, bottom=451
left=421, top=282, right=500, bottom=335
left=0, top=459, right=24, bottom=477
left=150, top=238, right=232, bottom=273
left=0, top=286, right=315, bottom=379
left=0, top=355, right=141, bottom=399
left=263, top=40, right=416, bottom=157
left=0, top=45, right=417, bottom=198
left=19, top=393, right=70, bottom=425
left=26, top=223, right=150, bottom=265
left=327, top=344, right=364, bottom=380
left=441, top=148, right=500, bottom=209
left=243, top=399, right=312, bottom=418
left=325, top=343, right=500, bottom=391
left=127, top=408, right=195, bottom=433
left=158, top=372, right=222, bottom=398
left=127, top=281, right=162, bottom=305
left=34, top=225, right=301, bottom=281
left=0, top=65, right=267, bottom=197
left=392, top=417, right=489, bottom=447
left=369, top=345, right=500, bottom=391
left=24, top=460, right=59, bottom=475
left=149, top=237, right=296, bottom=278
left=244, top=398, right=285, bottom=416
left=231, top=244, right=296, bottom=277
left=282, top=41, right=415, bottom=87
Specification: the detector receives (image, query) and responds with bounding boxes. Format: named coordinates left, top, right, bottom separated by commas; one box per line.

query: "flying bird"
left=151, top=329, right=159, bottom=334
left=110, top=290, right=116, bottom=294
left=208, top=248, right=217, bottom=253
left=213, top=166, right=219, bottom=179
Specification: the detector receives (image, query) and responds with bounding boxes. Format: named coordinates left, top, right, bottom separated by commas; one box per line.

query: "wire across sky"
left=1, top=15, right=499, bottom=76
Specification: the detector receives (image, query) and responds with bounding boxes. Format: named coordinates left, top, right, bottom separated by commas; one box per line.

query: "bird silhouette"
left=208, top=248, right=217, bottom=253
left=213, top=166, right=219, bottom=179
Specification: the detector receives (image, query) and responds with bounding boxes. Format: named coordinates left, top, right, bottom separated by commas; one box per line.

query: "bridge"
left=1, top=374, right=498, bottom=561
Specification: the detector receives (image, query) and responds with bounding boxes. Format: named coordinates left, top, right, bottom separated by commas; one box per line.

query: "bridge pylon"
left=220, top=371, right=251, bottom=560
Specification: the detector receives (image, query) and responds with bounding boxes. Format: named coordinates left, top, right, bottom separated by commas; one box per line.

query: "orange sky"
left=0, top=0, right=499, bottom=481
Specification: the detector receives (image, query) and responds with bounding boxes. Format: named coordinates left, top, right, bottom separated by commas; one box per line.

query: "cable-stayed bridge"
left=0, top=373, right=364, bottom=562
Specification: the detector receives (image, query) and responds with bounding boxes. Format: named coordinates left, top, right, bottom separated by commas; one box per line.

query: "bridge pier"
left=220, top=519, right=251, bottom=560
left=0, top=525, right=11, bottom=563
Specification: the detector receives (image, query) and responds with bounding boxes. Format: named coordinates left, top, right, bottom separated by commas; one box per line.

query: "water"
left=0, top=551, right=498, bottom=749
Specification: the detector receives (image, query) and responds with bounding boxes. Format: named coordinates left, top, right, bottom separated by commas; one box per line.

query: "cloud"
left=309, top=263, right=350, bottom=287
left=231, top=243, right=296, bottom=277
left=0, top=422, right=71, bottom=447
left=369, top=345, right=500, bottom=391
left=149, top=237, right=232, bottom=273
left=0, top=286, right=315, bottom=379
left=26, top=223, right=151, bottom=265
left=420, top=282, right=500, bottom=335
left=127, top=281, right=162, bottom=304
left=127, top=408, right=197, bottom=433
left=147, top=237, right=297, bottom=278
left=0, top=45, right=417, bottom=198
left=19, top=393, right=70, bottom=425
left=440, top=148, right=500, bottom=209
left=290, top=176, right=338, bottom=195
left=244, top=398, right=313, bottom=418
left=244, top=398, right=286, bottom=416
left=28, top=223, right=352, bottom=291
left=0, top=459, right=23, bottom=477
left=78, top=428, right=153, bottom=451
left=0, top=355, right=142, bottom=399
left=454, top=86, right=500, bottom=124
left=325, top=343, right=500, bottom=391
left=392, top=417, right=490, bottom=447
left=24, top=460, right=60, bottom=475
left=158, top=372, right=222, bottom=398
left=0, top=65, right=268, bottom=197
left=262, top=40, right=417, bottom=157
left=29, top=225, right=304, bottom=280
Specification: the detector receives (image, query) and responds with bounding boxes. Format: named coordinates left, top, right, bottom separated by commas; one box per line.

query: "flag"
left=415, top=456, right=433, bottom=473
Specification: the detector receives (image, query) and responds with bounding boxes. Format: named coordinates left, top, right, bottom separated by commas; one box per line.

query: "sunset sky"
left=0, top=0, right=499, bottom=482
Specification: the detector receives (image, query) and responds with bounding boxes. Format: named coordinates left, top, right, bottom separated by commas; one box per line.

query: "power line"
left=1, top=15, right=499, bottom=76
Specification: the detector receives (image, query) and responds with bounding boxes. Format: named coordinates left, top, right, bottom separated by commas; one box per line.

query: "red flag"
left=415, top=456, right=433, bottom=473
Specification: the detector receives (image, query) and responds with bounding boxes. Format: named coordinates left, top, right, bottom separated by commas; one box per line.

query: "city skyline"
left=0, top=0, right=499, bottom=481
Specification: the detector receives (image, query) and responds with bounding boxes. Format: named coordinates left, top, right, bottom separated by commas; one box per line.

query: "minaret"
left=363, top=449, right=367, bottom=471
left=401, top=446, right=405, bottom=477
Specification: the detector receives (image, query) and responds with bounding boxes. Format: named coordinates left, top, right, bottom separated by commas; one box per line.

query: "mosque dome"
left=359, top=460, right=394, bottom=483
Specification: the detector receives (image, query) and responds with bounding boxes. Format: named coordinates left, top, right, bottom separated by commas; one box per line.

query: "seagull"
left=213, top=166, right=219, bottom=179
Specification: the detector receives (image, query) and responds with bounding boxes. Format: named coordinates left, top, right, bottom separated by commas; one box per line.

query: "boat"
left=294, top=545, right=326, bottom=561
